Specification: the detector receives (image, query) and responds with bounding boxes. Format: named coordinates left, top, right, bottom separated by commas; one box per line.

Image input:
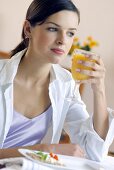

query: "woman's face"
left=27, top=10, right=79, bottom=64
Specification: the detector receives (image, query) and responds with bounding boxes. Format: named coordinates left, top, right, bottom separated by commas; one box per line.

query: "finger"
left=79, top=149, right=85, bottom=156
left=79, top=78, right=98, bottom=84
left=80, top=61, right=105, bottom=71
left=74, top=145, right=85, bottom=155
left=78, top=153, right=85, bottom=158
left=73, top=150, right=85, bottom=157
left=78, top=51, right=96, bottom=58
left=88, top=54, right=105, bottom=67
left=96, top=57, right=105, bottom=66
left=75, top=80, right=81, bottom=84
left=87, top=53, right=100, bottom=61
left=79, top=69, right=105, bottom=78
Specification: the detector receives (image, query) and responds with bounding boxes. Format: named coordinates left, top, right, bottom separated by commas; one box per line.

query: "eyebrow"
left=45, top=21, right=77, bottom=31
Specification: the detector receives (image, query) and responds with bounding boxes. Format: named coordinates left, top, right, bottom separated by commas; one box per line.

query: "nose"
left=56, top=40, right=63, bottom=45
left=56, top=32, right=66, bottom=45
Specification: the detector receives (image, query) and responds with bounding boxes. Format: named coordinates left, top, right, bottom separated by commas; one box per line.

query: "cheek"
left=41, top=30, right=54, bottom=41
left=66, top=39, right=74, bottom=51
left=41, top=35, right=48, bottom=43
left=37, top=34, right=53, bottom=49
left=38, top=36, right=46, bottom=45
left=32, top=30, right=49, bottom=46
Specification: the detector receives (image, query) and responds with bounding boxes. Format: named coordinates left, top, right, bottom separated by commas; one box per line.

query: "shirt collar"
left=50, top=64, right=72, bottom=83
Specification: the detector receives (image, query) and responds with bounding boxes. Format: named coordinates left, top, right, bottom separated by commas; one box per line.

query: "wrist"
left=94, top=87, right=105, bottom=95
left=46, top=144, right=56, bottom=153
left=92, top=83, right=105, bottom=95
left=92, top=79, right=105, bottom=91
left=37, top=144, right=55, bottom=153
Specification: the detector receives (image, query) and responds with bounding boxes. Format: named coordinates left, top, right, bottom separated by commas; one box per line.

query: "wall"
left=0, top=0, right=32, bottom=51
left=0, top=0, right=114, bottom=151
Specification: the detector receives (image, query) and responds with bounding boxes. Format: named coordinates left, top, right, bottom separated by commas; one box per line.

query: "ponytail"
left=10, top=27, right=29, bottom=57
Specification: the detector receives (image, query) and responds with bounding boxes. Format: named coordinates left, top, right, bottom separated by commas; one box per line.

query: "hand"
left=76, top=54, right=106, bottom=92
left=47, top=144, right=85, bottom=158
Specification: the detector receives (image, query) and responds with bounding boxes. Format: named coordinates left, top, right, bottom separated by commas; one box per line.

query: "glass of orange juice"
left=65, top=49, right=98, bottom=101
left=71, top=49, right=97, bottom=80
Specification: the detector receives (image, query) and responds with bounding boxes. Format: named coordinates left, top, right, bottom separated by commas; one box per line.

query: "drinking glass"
left=66, top=49, right=97, bottom=101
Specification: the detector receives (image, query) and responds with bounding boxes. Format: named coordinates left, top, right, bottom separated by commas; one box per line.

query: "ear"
left=23, top=20, right=32, bottom=39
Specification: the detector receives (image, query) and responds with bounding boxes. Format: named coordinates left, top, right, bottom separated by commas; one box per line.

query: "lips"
left=51, top=48, right=65, bottom=55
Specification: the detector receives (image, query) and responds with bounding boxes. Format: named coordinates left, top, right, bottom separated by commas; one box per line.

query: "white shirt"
left=0, top=49, right=114, bottom=161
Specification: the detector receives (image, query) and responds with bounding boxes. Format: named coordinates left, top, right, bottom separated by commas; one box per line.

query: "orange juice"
left=71, top=52, right=96, bottom=80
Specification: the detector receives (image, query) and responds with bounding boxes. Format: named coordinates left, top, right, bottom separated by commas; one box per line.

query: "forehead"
left=44, top=10, right=79, bottom=29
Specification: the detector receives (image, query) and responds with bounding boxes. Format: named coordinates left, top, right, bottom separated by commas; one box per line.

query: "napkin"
left=0, top=157, right=54, bottom=170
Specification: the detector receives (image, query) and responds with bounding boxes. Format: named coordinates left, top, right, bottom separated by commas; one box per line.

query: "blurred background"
left=0, top=0, right=114, bottom=152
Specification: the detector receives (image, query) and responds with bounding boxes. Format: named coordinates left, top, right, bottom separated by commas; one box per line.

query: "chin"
left=50, top=56, right=63, bottom=64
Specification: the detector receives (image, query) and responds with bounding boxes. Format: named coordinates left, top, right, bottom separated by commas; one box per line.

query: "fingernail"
left=76, top=69, right=80, bottom=72
left=77, top=60, right=82, bottom=64
left=76, top=80, right=81, bottom=83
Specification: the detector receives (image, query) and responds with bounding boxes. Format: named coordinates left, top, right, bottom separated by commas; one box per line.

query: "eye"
left=67, top=31, right=75, bottom=37
left=47, top=27, right=58, bottom=32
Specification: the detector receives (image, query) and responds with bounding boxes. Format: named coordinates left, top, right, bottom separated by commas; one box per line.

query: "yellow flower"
left=74, top=37, right=79, bottom=42
left=69, top=36, right=99, bottom=54
left=87, top=36, right=93, bottom=41
left=89, top=41, right=99, bottom=48
left=83, top=42, right=88, bottom=46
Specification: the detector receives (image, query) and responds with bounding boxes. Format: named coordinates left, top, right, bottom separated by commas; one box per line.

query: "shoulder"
left=0, top=49, right=26, bottom=72
left=0, top=58, right=10, bottom=72
left=0, top=50, right=25, bottom=84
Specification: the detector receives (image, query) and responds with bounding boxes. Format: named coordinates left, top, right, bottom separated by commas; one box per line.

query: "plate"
left=18, top=149, right=105, bottom=170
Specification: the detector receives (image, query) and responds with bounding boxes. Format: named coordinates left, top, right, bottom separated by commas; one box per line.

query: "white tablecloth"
left=0, top=156, right=114, bottom=170
left=0, top=157, right=52, bottom=170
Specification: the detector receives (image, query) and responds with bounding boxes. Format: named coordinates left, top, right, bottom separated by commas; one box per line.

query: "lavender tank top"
left=3, top=106, right=52, bottom=148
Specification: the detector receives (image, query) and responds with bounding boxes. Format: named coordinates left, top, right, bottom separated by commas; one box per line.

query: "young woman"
left=0, top=0, right=114, bottom=161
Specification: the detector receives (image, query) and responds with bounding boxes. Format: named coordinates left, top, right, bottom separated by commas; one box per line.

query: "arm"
left=0, top=144, right=45, bottom=159
left=78, top=55, right=109, bottom=139
left=64, top=57, right=113, bottom=161
left=0, top=144, right=84, bottom=159
left=93, top=82, right=108, bottom=140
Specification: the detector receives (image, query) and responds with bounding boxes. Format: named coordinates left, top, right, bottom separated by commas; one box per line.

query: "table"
left=0, top=155, right=114, bottom=170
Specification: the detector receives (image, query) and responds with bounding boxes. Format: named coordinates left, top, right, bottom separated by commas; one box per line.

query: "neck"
left=16, top=52, right=52, bottom=87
